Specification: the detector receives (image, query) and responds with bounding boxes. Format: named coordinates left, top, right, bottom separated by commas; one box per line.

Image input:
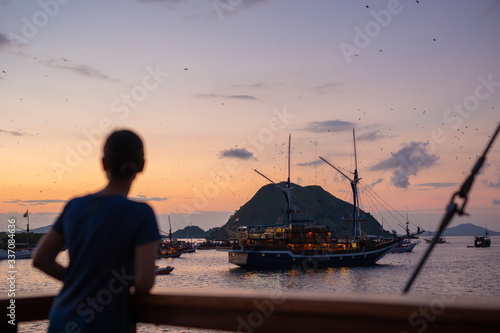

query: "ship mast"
left=254, top=134, right=293, bottom=225
left=168, top=216, right=173, bottom=243
left=22, top=210, right=31, bottom=250
left=319, top=128, right=362, bottom=239
left=352, top=128, right=361, bottom=238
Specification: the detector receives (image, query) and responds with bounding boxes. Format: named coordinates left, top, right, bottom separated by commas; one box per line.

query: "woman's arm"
left=32, top=229, right=66, bottom=281
left=133, top=241, right=158, bottom=294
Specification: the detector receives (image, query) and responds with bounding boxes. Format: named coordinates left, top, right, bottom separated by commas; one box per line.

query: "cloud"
left=137, top=0, right=181, bottom=3
left=228, top=94, right=257, bottom=100
left=3, top=199, right=67, bottom=206
left=484, top=177, right=500, bottom=188
left=216, top=0, right=276, bottom=13
left=131, top=195, right=168, bottom=202
left=136, top=0, right=276, bottom=19
left=44, top=59, right=123, bottom=84
left=197, top=93, right=257, bottom=100
left=314, top=82, right=341, bottom=95
left=0, top=33, right=10, bottom=50
left=370, top=178, right=384, bottom=187
left=357, top=130, right=388, bottom=141
left=0, top=129, right=30, bottom=136
left=297, top=159, right=323, bottom=167
left=303, top=120, right=354, bottom=133
left=415, top=182, right=458, bottom=189
left=493, top=199, right=500, bottom=205
left=370, top=141, right=440, bottom=188
left=220, top=148, right=255, bottom=160
left=479, top=0, right=500, bottom=18
left=232, top=82, right=265, bottom=89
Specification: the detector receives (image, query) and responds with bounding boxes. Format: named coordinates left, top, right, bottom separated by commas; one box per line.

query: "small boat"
left=182, top=244, right=199, bottom=253
left=158, top=246, right=183, bottom=258
left=197, top=241, right=217, bottom=250
left=216, top=241, right=234, bottom=251
left=155, top=266, right=174, bottom=275
left=0, top=210, right=34, bottom=260
left=158, top=217, right=183, bottom=258
left=390, top=239, right=420, bottom=253
left=424, top=236, right=446, bottom=244
left=474, top=228, right=491, bottom=248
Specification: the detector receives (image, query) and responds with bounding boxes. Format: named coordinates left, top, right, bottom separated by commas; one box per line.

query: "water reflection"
left=7, top=237, right=500, bottom=332
left=3, top=238, right=500, bottom=298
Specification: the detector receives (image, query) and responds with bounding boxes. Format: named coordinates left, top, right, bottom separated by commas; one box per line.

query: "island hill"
left=210, top=182, right=393, bottom=240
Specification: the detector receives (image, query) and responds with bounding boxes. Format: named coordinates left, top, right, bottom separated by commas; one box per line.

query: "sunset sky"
left=1, top=0, right=499, bottom=235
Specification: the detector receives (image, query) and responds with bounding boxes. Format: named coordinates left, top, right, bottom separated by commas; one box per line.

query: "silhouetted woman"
left=34, top=129, right=160, bottom=332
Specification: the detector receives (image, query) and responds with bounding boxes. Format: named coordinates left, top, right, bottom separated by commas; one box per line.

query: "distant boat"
left=0, top=210, right=34, bottom=260
left=155, top=266, right=174, bottom=275
left=158, top=217, right=183, bottom=258
left=424, top=227, right=446, bottom=244
left=182, top=244, right=199, bottom=253
left=158, top=246, right=183, bottom=258
left=197, top=241, right=217, bottom=250
left=390, top=216, right=423, bottom=253
left=390, top=239, right=421, bottom=253
left=474, top=228, right=491, bottom=248
left=425, top=236, right=446, bottom=244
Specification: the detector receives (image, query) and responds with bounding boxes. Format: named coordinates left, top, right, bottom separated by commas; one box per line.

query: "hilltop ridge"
left=217, top=182, right=391, bottom=238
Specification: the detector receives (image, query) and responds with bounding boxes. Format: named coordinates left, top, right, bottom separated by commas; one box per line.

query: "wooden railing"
left=2, top=288, right=500, bottom=332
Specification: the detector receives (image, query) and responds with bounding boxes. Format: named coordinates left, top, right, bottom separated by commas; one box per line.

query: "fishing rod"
left=403, top=122, right=500, bottom=293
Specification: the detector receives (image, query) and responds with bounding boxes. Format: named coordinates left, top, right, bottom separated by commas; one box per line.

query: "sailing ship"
left=228, top=131, right=409, bottom=269
left=158, top=217, right=184, bottom=258
left=0, top=210, right=35, bottom=260
left=474, top=228, right=491, bottom=248
left=390, top=239, right=421, bottom=253
left=390, top=217, right=423, bottom=253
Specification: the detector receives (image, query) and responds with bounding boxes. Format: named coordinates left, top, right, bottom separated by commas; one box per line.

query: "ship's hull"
left=474, top=237, right=491, bottom=248
left=0, top=249, right=34, bottom=260
left=390, top=241, right=419, bottom=253
left=228, top=240, right=398, bottom=269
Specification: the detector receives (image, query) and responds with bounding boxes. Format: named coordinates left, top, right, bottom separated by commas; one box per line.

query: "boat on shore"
left=228, top=132, right=409, bottom=269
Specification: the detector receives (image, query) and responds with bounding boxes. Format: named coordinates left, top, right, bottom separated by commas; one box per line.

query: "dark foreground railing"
left=2, top=288, right=500, bottom=332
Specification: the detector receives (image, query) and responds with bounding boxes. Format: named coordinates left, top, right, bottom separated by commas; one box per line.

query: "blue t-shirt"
left=48, top=194, right=160, bottom=333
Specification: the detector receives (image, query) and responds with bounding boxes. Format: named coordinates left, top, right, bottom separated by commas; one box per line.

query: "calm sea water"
left=3, top=236, right=499, bottom=332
